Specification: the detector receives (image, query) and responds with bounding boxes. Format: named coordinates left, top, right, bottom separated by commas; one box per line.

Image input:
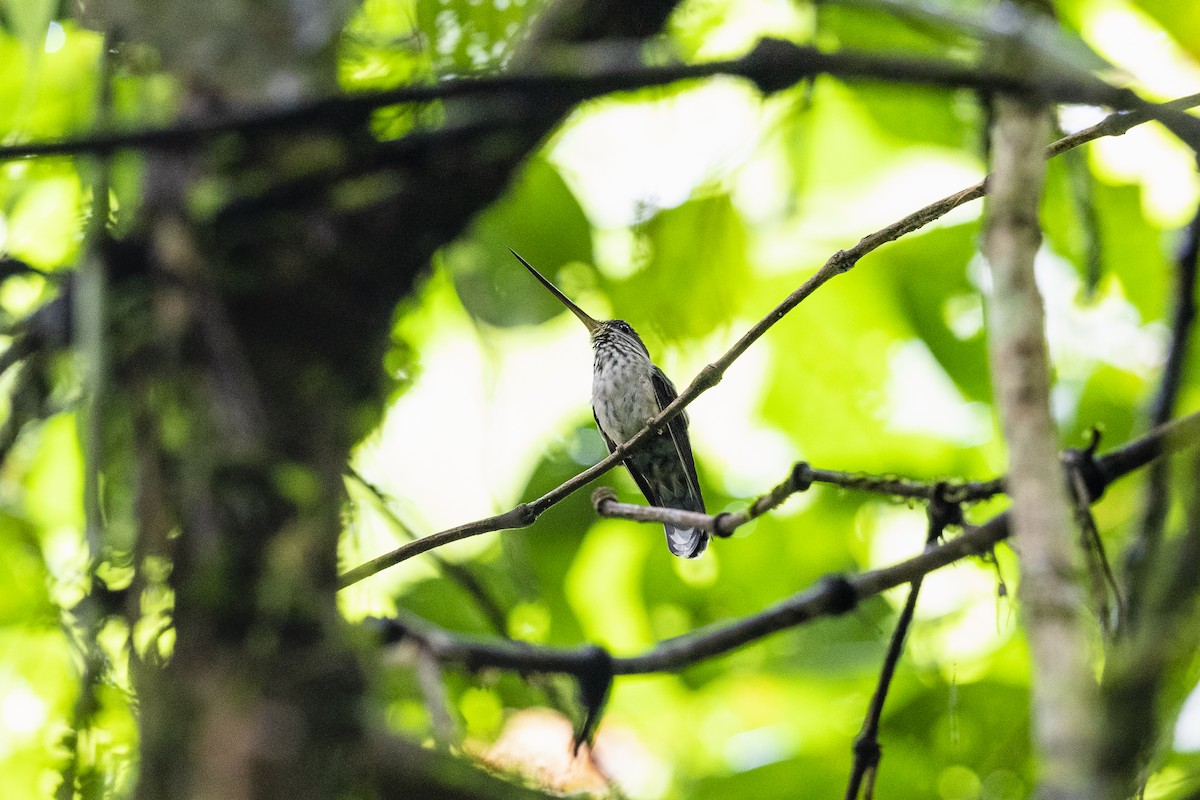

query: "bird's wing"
left=650, top=365, right=704, bottom=513
left=596, top=405, right=666, bottom=509
left=596, top=398, right=671, bottom=510
left=593, top=409, right=617, bottom=455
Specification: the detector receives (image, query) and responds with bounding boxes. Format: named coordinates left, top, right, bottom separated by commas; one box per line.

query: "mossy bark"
left=75, top=1, right=683, bottom=798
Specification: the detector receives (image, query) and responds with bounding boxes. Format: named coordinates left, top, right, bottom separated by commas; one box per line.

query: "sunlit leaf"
left=882, top=222, right=989, bottom=402
left=0, top=0, right=55, bottom=50
left=1130, top=0, right=1200, bottom=61
left=609, top=193, right=749, bottom=342
left=414, top=0, right=546, bottom=75
left=1093, top=180, right=1170, bottom=323
left=443, top=157, right=595, bottom=327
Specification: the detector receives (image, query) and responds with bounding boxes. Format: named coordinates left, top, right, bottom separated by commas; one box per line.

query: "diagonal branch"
left=337, top=92, right=1200, bottom=589
left=346, top=468, right=510, bottom=635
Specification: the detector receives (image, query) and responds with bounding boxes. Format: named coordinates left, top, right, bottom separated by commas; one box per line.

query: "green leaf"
left=0, top=0, right=55, bottom=50
left=414, top=0, right=546, bottom=75
left=1093, top=180, right=1170, bottom=323
left=850, top=83, right=980, bottom=150
left=883, top=223, right=990, bottom=403
left=0, top=514, right=52, bottom=625
left=609, top=193, right=749, bottom=341
left=1129, top=0, right=1200, bottom=62
left=816, top=1, right=975, bottom=57
left=1067, top=363, right=1144, bottom=448
left=443, top=157, right=595, bottom=327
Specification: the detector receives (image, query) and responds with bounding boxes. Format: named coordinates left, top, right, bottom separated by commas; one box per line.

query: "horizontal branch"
left=1, top=40, right=1192, bottom=163
left=593, top=463, right=1003, bottom=536
left=375, top=410, right=1200, bottom=677
left=337, top=90, right=1200, bottom=589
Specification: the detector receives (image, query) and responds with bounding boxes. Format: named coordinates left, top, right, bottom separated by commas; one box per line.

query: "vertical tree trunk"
left=983, top=92, right=1101, bottom=799
left=74, top=1, right=685, bottom=797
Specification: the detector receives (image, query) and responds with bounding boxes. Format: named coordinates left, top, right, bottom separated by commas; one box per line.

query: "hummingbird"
left=511, top=250, right=707, bottom=558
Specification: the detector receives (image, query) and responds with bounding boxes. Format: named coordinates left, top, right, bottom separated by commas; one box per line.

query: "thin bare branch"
left=337, top=92, right=1200, bottom=589
left=346, top=469, right=510, bottom=634
left=845, top=494, right=955, bottom=800
left=413, top=644, right=458, bottom=748
left=371, top=412, right=1200, bottom=678
left=1101, top=448, right=1200, bottom=796
left=1068, top=462, right=1122, bottom=638
left=362, top=727, right=559, bottom=800
left=593, top=463, right=1003, bottom=536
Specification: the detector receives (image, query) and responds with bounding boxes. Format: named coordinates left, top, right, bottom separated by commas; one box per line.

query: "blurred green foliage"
left=0, top=0, right=1198, bottom=799
left=444, top=157, right=595, bottom=327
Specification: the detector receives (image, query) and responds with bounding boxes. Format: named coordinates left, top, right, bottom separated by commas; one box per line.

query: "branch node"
left=695, top=363, right=723, bottom=391
left=590, top=486, right=618, bottom=513
left=572, top=645, right=614, bottom=754
left=713, top=512, right=736, bottom=538
left=851, top=733, right=882, bottom=763
left=365, top=616, right=408, bottom=645
left=1062, top=444, right=1108, bottom=503
left=928, top=483, right=964, bottom=534
left=512, top=503, right=538, bottom=527
left=830, top=250, right=856, bottom=274
left=791, top=461, right=814, bottom=492
left=743, top=38, right=810, bottom=95
left=820, top=575, right=859, bottom=616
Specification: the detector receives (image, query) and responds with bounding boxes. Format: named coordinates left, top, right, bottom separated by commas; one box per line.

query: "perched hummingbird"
left=511, top=250, right=707, bottom=558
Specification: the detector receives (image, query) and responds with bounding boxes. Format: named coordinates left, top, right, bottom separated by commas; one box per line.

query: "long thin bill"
left=509, top=249, right=600, bottom=333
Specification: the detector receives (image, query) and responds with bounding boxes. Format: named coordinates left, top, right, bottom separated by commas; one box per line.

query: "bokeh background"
left=1, top=0, right=1198, bottom=797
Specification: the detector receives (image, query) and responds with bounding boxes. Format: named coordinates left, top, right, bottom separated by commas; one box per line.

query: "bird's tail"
left=627, top=445, right=708, bottom=558
left=665, top=525, right=707, bottom=559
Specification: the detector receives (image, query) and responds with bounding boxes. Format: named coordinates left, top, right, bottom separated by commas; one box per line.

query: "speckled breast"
left=592, top=347, right=659, bottom=445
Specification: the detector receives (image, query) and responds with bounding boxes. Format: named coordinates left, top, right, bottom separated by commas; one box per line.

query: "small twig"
left=338, top=505, right=537, bottom=588
left=336, top=94, right=1200, bottom=588
left=1150, top=186, right=1200, bottom=428
left=596, top=441, right=1114, bottom=539
left=1069, top=462, right=1121, bottom=638
left=367, top=412, right=1200, bottom=679
left=1125, top=174, right=1200, bottom=624
left=346, top=469, right=583, bottom=717
left=845, top=489, right=958, bottom=800
left=346, top=469, right=510, bottom=635
left=1047, top=93, right=1200, bottom=159
left=413, top=644, right=458, bottom=748
left=806, top=466, right=1005, bottom=503
left=594, top=463, right=1001, bottom=537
